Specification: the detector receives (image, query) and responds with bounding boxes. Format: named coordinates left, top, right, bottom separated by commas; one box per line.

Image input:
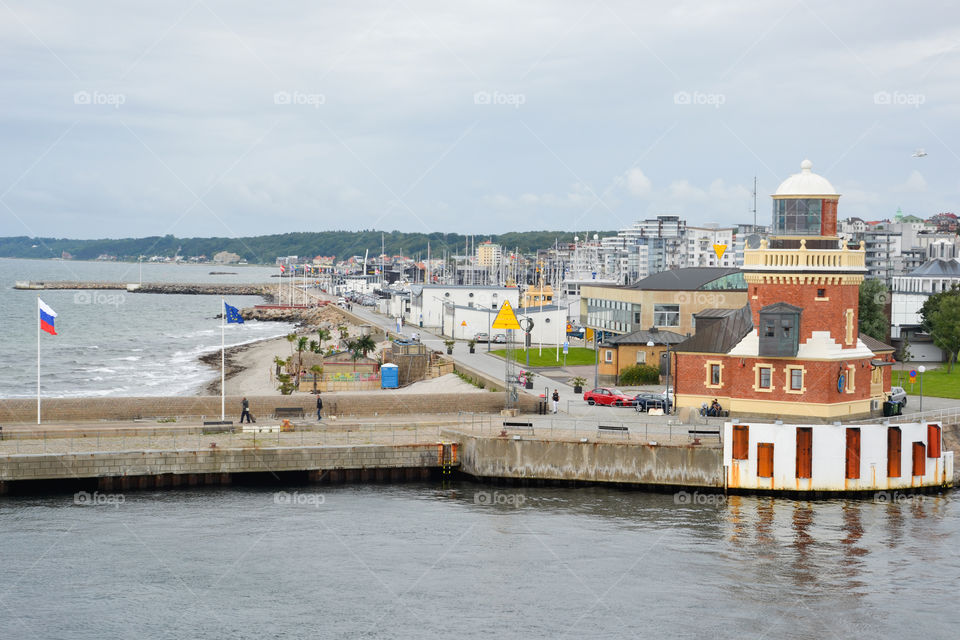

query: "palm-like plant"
left=316, top=328, right=332, bottom=353
left=309, top=364, right=324, bottom=393
left=273, top=355, right=288, bottom=376
left=286, top=333, right=297, bottom=357
left=338, top=325, right=349, bottom=344
left=296, top=336, right=309, bottom=384
left=354, top=334, right=376, bottom=359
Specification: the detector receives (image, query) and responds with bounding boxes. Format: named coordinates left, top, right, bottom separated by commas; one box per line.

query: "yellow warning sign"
left=460, top=321, right=467, bottom=327
left=713, top=244, right=727, bottom=260
left=491, top=299, right=521, bottom=330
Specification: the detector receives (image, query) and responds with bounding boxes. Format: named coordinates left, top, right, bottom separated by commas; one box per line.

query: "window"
left=888, top=427, right=901, bottom=477
left=817, top=288, right=826, bottom=298
left=604, top=350, right=613, bottom=363
left=759, top=367, right=772, bottom=389
left=796, top=428, right=812, bottom=479
left=846, top=428, right=861, bottom=479
left=653, top=304, right=680, bottom=327
left=732, top=425, right=749, bottom=460
left=711, top=364, right=721, bottom=385
left=633, top=310, right=642, bottom=324
left=790, top=369, right=803, bottom=390
left=757, top=443, right=774, bottom=477
left=773, top=198, right=823, bottom=235
left=928, top=424, right=942, bottom=458
left=913, top=442, right=926, bottom=476
left=636, top=351, right=646, bottom=364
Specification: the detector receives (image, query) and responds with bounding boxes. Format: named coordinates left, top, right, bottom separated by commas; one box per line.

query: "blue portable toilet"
left=381, top=363, right=399, bottom=389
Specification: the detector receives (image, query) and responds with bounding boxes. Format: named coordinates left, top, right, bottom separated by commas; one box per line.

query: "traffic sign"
left=460, top=320, right=467, bottom=327
left=563, top=341, right=569, bottom=354
left=713, top=244, right=727, bottom=260
left=491, top=299, right=521, bottom=330
left=909, top=369, right=917, bottom=379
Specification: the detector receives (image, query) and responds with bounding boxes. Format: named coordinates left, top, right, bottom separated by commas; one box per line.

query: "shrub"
left=619, top=364, right=660, bottom=385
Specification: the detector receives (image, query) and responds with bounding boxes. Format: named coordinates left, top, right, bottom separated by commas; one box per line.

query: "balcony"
left=743, top=238, right=866, bottom=272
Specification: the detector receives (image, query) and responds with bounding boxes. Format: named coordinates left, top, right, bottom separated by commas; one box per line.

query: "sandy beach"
left=199, top=308, right=484, bottom=397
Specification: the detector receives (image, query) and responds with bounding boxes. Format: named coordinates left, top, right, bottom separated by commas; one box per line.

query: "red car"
left=583, top=387, right=634, bottom=406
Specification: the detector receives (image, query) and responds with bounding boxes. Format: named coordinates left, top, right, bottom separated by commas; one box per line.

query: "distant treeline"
left=0, top=230, right=614, bottom=263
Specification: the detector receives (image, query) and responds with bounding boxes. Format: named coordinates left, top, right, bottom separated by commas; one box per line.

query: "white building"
left=684, top=226, right=736, bottom=268
left=408, top=284, right=520, bottom=335
left=891, top=258, right=960, bottom=361
left=723, top=420, right=952, bottom=493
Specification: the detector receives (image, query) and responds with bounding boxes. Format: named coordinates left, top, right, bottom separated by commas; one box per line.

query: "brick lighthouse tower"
left=674, top=160, right=894, bottom=420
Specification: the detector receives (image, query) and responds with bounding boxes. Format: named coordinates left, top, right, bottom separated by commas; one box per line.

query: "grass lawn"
left=490, top=347, right=597, bottom=367
left=893, top=366, right=960, bottom=399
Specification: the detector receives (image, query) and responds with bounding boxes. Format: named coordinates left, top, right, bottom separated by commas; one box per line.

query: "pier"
left=13, top=281, right=275, bottom=297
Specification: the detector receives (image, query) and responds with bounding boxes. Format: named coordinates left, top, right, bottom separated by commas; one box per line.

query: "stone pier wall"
left=0, top=392, right=535, bottom=424
left=0, top=442, right=450, bottom=483
left=453, top=431, right=723, bottom=488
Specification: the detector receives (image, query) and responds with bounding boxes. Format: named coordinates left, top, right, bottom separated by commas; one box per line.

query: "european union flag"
left=224, top=302, right=244, bottom=324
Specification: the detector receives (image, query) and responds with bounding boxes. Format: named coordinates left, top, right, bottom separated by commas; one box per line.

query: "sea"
left=1, top=483, right=958, bottom=638
left=0, top=258, right=295, bottom=397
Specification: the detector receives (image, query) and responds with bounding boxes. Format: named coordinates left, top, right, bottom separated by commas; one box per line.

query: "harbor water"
left=1, top=482, right=957, bottom=638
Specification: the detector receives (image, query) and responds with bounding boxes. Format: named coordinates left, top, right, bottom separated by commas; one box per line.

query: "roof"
left=774, top=159, right=839, bottom=197
left=625, top=267, right=745, bottom=291
left=760, top=302, right=803, bottom=314
left=602, top=329, right=687, bottom=346
left=859, top=333, right=895, bottom=353
left=673, top=305, right=753, bottom=354
left=906, top=259, right=960, bottom=278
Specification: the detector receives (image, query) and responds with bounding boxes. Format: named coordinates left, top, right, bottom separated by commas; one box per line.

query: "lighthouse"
left=672, top=160, right=952, bottom=493
left=674, top=160, right=891, bottom=420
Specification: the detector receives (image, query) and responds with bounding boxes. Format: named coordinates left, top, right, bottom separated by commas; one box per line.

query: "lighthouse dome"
left=774, top=159, right=839, bottom=197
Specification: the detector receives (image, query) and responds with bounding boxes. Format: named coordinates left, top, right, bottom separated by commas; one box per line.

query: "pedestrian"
left=316, top=393, right=323, bottom=422
left=240, top=397, right=252, bottom=423
left=551, top=389, right=559, bottom=414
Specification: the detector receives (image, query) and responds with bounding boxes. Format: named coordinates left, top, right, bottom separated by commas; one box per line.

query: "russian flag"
left=39, top=298, right=57, bottom=335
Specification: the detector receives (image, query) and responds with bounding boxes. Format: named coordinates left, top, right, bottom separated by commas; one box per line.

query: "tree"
left=354, top=334, right=376, bottom=359
left=309, top=365, right=324, bottom=394
left=316, top=328, right=332, bottom=353
left=926, top=293, right=960, bottom=372
left=858, top=279, right=890, bottom=342
left=273, top=356, right=288, bottom=377
left=286, top=333, right=297, bottom=357
left=296, top=336, right=309, bottom=383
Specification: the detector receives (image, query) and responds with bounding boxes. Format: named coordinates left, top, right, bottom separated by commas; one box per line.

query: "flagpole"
left=221, top=297, right=226, bottom=421
left=278, top=266, right=282, bottom=306
left=37, top=296, right=41, bottom=425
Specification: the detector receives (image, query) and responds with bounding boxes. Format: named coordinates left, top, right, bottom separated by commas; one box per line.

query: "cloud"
left=894, top=170, right=928, bottom=193
left=624, top=168, right=652, bottom=196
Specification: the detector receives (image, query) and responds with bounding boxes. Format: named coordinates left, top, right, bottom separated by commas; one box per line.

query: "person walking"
left=240, top=397, right=253, bottom=423
left=316, top=393, right=323, bottom=422
left=551, top=389, right=560, bottom=414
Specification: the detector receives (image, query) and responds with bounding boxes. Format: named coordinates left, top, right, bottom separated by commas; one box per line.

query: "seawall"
left=0, top=392, right=537, bottom=424
left=453, top=430, right=723, bottom=489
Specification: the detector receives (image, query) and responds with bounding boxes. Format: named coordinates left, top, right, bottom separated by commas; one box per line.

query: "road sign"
left=492, top=299, right=521, bottom=330
left=909, top=369, right=917, bottom=379
left=460, top=321, right=467, bottom=327
left=563, top=341, right=569, bottom=354
left=713, top=244, right=727, bottom=260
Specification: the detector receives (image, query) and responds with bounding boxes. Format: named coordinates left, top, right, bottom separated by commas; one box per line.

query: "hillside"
left=0, top=230, right=615, bottom=263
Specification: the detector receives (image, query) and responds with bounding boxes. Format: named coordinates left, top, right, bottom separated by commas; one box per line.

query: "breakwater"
left=0, top=392, right=537, bottom=424
left=13, top=281, right=275, bottom=297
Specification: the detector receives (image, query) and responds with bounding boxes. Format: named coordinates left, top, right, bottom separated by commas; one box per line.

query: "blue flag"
left=224, top=302, right=244, bottom=324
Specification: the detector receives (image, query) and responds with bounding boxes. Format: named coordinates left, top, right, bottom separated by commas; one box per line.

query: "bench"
left=274, top=407, right=305, bottom=419
left=689, top=429, right=721, bottom=441
left=202, top=420, right=234, bottom=434
left=242, top=425, right=281, bottom=434
left=597, top=425, right=629, bottom=439
left=503, top=421, right=534, bottom=434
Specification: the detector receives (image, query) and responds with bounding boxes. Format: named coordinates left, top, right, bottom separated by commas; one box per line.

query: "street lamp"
left=918, top=365, right=926, bottom=413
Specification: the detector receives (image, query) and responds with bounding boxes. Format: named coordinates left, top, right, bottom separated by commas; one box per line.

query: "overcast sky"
left=0, top=1, right=957, bottom=239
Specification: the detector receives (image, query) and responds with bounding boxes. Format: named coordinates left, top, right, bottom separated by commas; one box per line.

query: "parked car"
left=632, top=392, right=672, bottom=413
left=583, top=388, right=634, bottom=406
left=474, top=332, right=490, bottom=343
left=492, top=333, right=507, bottom=343
left=889, top=386, right=907, bottom=406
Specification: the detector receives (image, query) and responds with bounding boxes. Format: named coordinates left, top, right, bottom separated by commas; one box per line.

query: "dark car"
left=583, top=387, right=634, bottom=406
left=632, top=392, right=672, bottom=413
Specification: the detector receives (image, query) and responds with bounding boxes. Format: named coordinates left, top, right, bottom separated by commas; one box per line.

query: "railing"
left=743, top=239, right=866, bottom=271
left=847, top=406, right=960, bottom=426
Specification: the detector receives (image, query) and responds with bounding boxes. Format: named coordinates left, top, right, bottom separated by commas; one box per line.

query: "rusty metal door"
left=913, top=442, right=926, bottom=476
left=796, top=427, right=812, bottom=479
left=927, top=424, right=941, bottom=458
left=757, top=442, right=774, bottom=478
left=887, top=427, right=901, bottom=478
left=845, top=428, right=861, bottom=480
left=733, top=425, right=749, bottom=460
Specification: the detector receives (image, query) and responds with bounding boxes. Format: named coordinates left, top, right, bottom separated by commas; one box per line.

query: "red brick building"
left=674, top=160, right=895, bottom=420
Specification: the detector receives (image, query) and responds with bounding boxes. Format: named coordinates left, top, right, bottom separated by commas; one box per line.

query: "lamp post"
left=918, top=365, right=925, bottom=413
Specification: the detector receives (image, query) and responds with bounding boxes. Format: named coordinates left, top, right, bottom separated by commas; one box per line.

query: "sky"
left=0, top=0, right=958, bottom=239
